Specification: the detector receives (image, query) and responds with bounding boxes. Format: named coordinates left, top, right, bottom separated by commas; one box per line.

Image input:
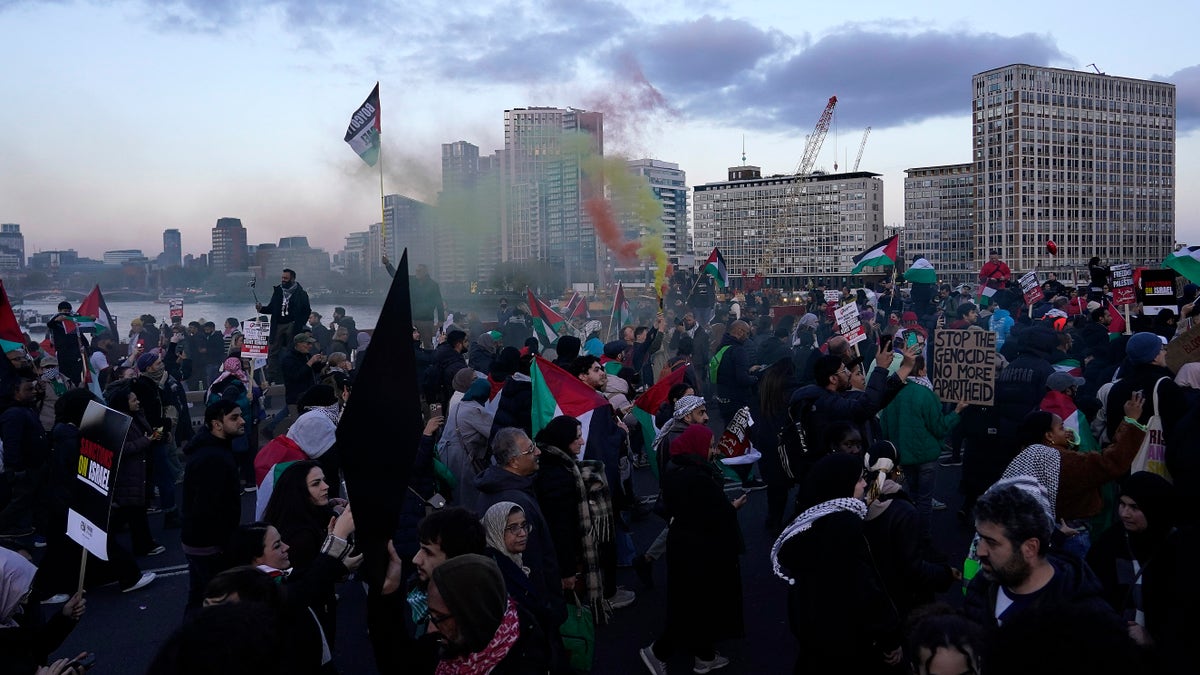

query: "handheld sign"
left=241, top=319, right=270, bottom=358
left=834, top=302, right=867, bottom=346
left=932, top=329, right=998, bottom=406
left=1111, top=264, right=1135, bottom=306
left=1019, top=271, right=1043, bottom=305
left=67, top=401, right=132, bottom=561
left=169, top=297, right=184, bottom=321
left=1139, top=269, right=1177, bottom=316
left=1166, top=322, right=1200, bottom=374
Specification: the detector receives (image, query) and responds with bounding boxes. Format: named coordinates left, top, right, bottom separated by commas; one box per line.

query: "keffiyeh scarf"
left=434, top=598, right=521, bottom=675
left=770, top=497, right=868, bottom=585
left=1001, top=444, right=1061, bottom=520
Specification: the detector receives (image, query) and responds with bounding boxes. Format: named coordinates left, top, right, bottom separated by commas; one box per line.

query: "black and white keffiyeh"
left=770, top=497, right=868, bottom=585
left=1002, top=444, right=1061, bottom=520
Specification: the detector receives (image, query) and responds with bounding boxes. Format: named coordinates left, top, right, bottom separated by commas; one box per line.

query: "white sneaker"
left=606, top=587, right=636, bottom=609
left=693, top=653, right=730, bottom=673
left=40, top=593, right=70, bottom=605
left=123, top=572, right=156, bottom=592
left=639, top=644, right=668, bottom=675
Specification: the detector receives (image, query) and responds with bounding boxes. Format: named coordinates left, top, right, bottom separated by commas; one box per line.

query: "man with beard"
left=45, top=301, right=85, bottom=385
left=256, top=268, right=312, bottom=383
left=426, top=554, right=551, bottom=674
left=964, top=483, right=1117, bottom=630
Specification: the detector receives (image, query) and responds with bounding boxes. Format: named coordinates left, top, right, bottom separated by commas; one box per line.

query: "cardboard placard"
left=169, top=298, right=184, bottom=321
left=932, top=329, right=998, bottom=406
left=1111, top=264, right=1135, bottom=306
left=1019, top=271, right=1043, bottom=305
left=1140, top=269, right=1177, bottom=316
left=834, top=303, right=867, bottom=346
left=241, top=319, right=270, bottom=358
left=1166, top=322, right=1200, bottom=374
left=66, top=401, right=132, bottom=561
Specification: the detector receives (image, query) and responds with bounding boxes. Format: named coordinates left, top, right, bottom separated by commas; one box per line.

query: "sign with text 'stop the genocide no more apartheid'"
left=932, top=329, right=998, bottom=406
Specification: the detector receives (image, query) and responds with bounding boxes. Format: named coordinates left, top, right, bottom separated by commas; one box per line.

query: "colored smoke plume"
left=581, top=53, right=678, bottom=155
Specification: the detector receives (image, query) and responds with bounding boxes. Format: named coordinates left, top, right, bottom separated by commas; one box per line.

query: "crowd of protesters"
left=2, top=254, right=1200, bottom=674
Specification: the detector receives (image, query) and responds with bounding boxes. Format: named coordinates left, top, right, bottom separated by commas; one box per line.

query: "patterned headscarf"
left=208, top=356, right=249, bottom=399
left=1002, top=445, right=1062, bottom=520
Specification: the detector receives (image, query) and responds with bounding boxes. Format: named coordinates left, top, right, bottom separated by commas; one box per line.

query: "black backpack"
left=776, top=400, right=813, bottom=481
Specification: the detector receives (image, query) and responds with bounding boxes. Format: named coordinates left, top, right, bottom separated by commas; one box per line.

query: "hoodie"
left=989, top=308, right=1015, bottom=350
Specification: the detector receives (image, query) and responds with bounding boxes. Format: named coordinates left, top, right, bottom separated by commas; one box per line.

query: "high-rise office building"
left=610, top=159, right=688, bottom=285
left=383, top=194, right=436, bottom=274
left=0, top=224, right=24, bottom=270
left=501, top=107, right=603, bottom=284
left=437, top=141, right=502, bottom=288
left=161, top=228, right=182, bottom=268
left=903, top=163, right=975, bottom=284
left=211, top=217, right=249, bottom=273
left=103, top=249, right=146, bottom=265
left=973, top=64, right=1175, bottom=274
left=693, top=166, right=886, bottom=288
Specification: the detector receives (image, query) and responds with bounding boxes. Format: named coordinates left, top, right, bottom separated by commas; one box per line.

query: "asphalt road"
left=34, top=444, right=974, bottom=674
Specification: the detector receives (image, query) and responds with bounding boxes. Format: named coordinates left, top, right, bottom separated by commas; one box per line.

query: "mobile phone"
left=905, top=331, right=919, bottom=349
left=429, top=404, right=443, bottom=419
left=66, top=653, right=96, bottom=670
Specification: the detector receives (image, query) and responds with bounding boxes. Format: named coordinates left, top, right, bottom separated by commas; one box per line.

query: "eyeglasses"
left=504, top=521, right=534, bottom=534
left=421, top=608, right=454, bottom=627
left=518, top=444, right=537, bottom=456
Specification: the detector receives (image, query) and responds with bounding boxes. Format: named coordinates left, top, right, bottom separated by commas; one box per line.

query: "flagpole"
left=378, top=126, right=387, bottom=259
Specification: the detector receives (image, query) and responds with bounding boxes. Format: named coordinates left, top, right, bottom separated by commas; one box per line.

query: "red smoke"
left=585, top=197, right=639, bottom=262
left=582, top=53, right=678, bottom=150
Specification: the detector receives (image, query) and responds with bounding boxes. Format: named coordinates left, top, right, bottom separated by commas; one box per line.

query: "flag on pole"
left=609, top=283, right=632, bottom=339
left=975, top=285, right=998, bottom=305
left=344, top=83, right=381, bottom=167
left=0, top=280, right=26, bottom=354
left=631, top=366, right=688, bottom=478
left=563, top=291, right=589, bottom=319
left=77, top=285, right=117, bottom=337
left=1164, top=245, right=1200, bottom=284
left=337, top=249, right=424, bottom=575
left=1041, top=390, right=1098, bottom=453
left=903, top=256, right=937, bottom=284
left=703, top=247, right=729, bottom=288
left=851, top=235, right=899, bottom=274
left=526, top=288, right=565, bottom=348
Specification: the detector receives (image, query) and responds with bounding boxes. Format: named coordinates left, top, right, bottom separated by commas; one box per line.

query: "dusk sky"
left=2, top=0, right=1198, bottom=261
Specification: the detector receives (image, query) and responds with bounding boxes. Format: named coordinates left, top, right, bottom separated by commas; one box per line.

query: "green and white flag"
left=1164, top=245, right=1200, bottom=284
left=344, top=83, right=381, bottom=167
left=850, top=235, right=898, bottom=274
left=904, top=256, right=937, bottom=284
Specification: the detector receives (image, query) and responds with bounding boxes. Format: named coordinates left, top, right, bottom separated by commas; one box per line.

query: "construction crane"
left=852, top=126, right=871, bottom=172
left=794, top=95, right=837, bottom=175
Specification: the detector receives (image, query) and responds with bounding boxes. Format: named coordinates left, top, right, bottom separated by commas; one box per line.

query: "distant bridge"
left=14, top=289, right=159, bottom=303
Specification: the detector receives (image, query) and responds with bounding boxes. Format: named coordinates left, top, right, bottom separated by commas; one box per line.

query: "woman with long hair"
left=756, top=358, right=798, bottom=534
left=103, top=380, right=165, bottom=558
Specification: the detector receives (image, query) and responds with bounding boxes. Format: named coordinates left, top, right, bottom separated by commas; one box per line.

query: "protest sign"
left=834, top=302, right=867, bottom=346
left=932, top=329, right=998, bottom=406
left=1166, top=322, right=1200, bottom=374
left=1139, top=269, right=1177, bottom=316
left=1019, top=271, right=1043, bottom=305
left=1111, top=263, right=1135, bottom=306
left=67, top=401, right=132, bottom=560
left=823, top=289, right=842, bottom=304
left=169, top=297, right=184, bottom=321
left=241, top=319, right=270, bottom=358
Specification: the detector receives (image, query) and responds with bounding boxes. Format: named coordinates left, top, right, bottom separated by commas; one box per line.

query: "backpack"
left=776, top=401, right=813, bottom=481
left=707, top=345, right=731, bottom=384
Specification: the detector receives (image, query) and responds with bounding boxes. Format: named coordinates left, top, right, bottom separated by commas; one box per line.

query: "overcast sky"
left=2, top=0, right=1198, bottom=261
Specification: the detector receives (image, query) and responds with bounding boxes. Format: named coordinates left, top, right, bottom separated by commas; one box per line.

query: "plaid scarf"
left=435, top=598, right=521, bottom=675
left=539, top=443, right=611, bottom=620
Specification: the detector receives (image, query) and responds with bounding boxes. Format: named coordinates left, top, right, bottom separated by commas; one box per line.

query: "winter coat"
left=468, top=333, right=496, bottom=374
left=660, top=454, right=745, bottom=646
left=879, top=381, right=960, bottom=466
left=963, top=551, right=1120, bottom=631
left=775, top=509, right=901, bottom=673
left=430, top=343, right=467, bottom=407
left=0, top=604, right=77, bottom=675
left=0, top=405, right=49, bottom=472
left=281, top=348, right=322, bottom=404
left=489, top=375, right=532, bottom=442
left=790, top=364, right=898, bottom=466
left=262, top=282, right=312, bottom=338
left=440, top=399, right=495, bottom=512
left=474, top=465, right=566, bottom=625
left=1053, top=421, right=1145, bottom=521
left=1105, top=363, right=1188, bottom=442
left=113, top=411, right=153, bottom=507
left=864, top=482, right=955, bottom=619
left=394, top=433, right=441, bottom=561
left=714, top=332, right=758, bottom=407
left=180, top=429, right=241, bottom=550
left=532, top=445, right=584, bottom=579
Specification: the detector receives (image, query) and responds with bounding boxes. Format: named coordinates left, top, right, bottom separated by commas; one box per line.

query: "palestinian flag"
left=0, top=280, right=25, bottom=354
left=344, top=83, right=381, bottom=167
left=904, top=256, right=937, bottom=284
left=976, top=285, right=998, bottom=306
left=703, top=247, right=728, bottom=289
left=254, top=460, right=298, bottom=520
left=608, top=283, right=631, bottom=340
left=1164, top=245, right=1200, bottom=284
left=1053, top=358, right=1083, bottom=379
left=851, top=235, right=898, bottom=274
left=564, top=291, right=589, bottom=319
left=78, top=285, right=118, bottom=337
left=1040, top=390, right=1098, bottom=453
left=631, top=365, right=687, bottom=479
left=1105, top=299, right=1126, bottom=335
left=527, top=288, right=566, bottom=349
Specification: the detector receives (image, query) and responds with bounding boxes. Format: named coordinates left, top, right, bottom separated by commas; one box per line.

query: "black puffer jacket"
left=180, top=429, right=241, bottom=549
left=963, top=551, right=1119, bottom=630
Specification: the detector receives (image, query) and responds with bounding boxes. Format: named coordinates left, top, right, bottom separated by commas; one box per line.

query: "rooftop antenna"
left=741, top=135, right=746, bottom=164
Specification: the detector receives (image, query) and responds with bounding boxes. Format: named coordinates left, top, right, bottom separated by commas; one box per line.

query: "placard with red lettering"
left=66, top=401, right=132, bottom=560
left=1019, top=271, right=1043, bottom=305
left=169, top=297, right=184, bottom=321
left=1111, top=264, right=1135, bottom=306
left=1139, top=269, right=1177, bottom=316
left=241, top=319, right=270, bottom=358
left=834, top=302, right=867, bottom=346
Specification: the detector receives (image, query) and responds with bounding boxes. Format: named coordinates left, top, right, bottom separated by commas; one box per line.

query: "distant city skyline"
left=2, top=1, right=1198, bottom=261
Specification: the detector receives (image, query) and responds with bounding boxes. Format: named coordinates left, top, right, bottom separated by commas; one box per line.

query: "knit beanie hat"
left=669, top=423, right=713, bottom=460
left=603, top=340, right=627, bottom=358
left=136, top=352, right=160, bottom=372
left=452, top=367, right=477, bottom=393
left=1126, top=332, right=1163, bottom=365
left=431, top=554, right=507, bottom=653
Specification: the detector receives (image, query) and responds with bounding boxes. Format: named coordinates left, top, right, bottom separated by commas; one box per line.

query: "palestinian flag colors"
left=904, top=256, right=937, bottom=284
left=564, top=291, right=589, bottom=319
left=344, top=83, right=381, bottom=167
left=851, top=235, right=898, bottom=274
left=530, top=356, right=610, bottom=441
left=1164, top=245, right=1200, bottom=284
left=0, top=280, right=26, bottom=354
left=254, top=460, right=298, bottom=520
left=78, top=285, right=118, bottom=337
left=1041, top=390, right=1098, bottom=453
left=703, top=247, right=729, bottom=289
left=976, top=285, right=998, bottom=305
left=527, top=288, right=566, bottom=349
left=631, top=366, right=688, bottom=478
left=609, top=283, right=631, bottom=339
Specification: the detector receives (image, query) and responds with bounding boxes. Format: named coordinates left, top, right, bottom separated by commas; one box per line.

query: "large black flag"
left=337, top=250, right=423, bottom=575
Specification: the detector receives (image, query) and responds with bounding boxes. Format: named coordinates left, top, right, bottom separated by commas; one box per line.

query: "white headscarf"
left=0, top=548, right=37, bottom=627
left=481, top=501, right=528, bottom=575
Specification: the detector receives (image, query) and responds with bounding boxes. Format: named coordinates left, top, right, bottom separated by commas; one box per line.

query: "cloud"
left=1157, top=64, right=1200, bottom=132
left=625, top=16, right=788, bottom=91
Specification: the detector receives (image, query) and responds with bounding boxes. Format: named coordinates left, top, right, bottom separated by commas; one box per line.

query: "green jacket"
left=879, top=381, right=960, bottom=466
